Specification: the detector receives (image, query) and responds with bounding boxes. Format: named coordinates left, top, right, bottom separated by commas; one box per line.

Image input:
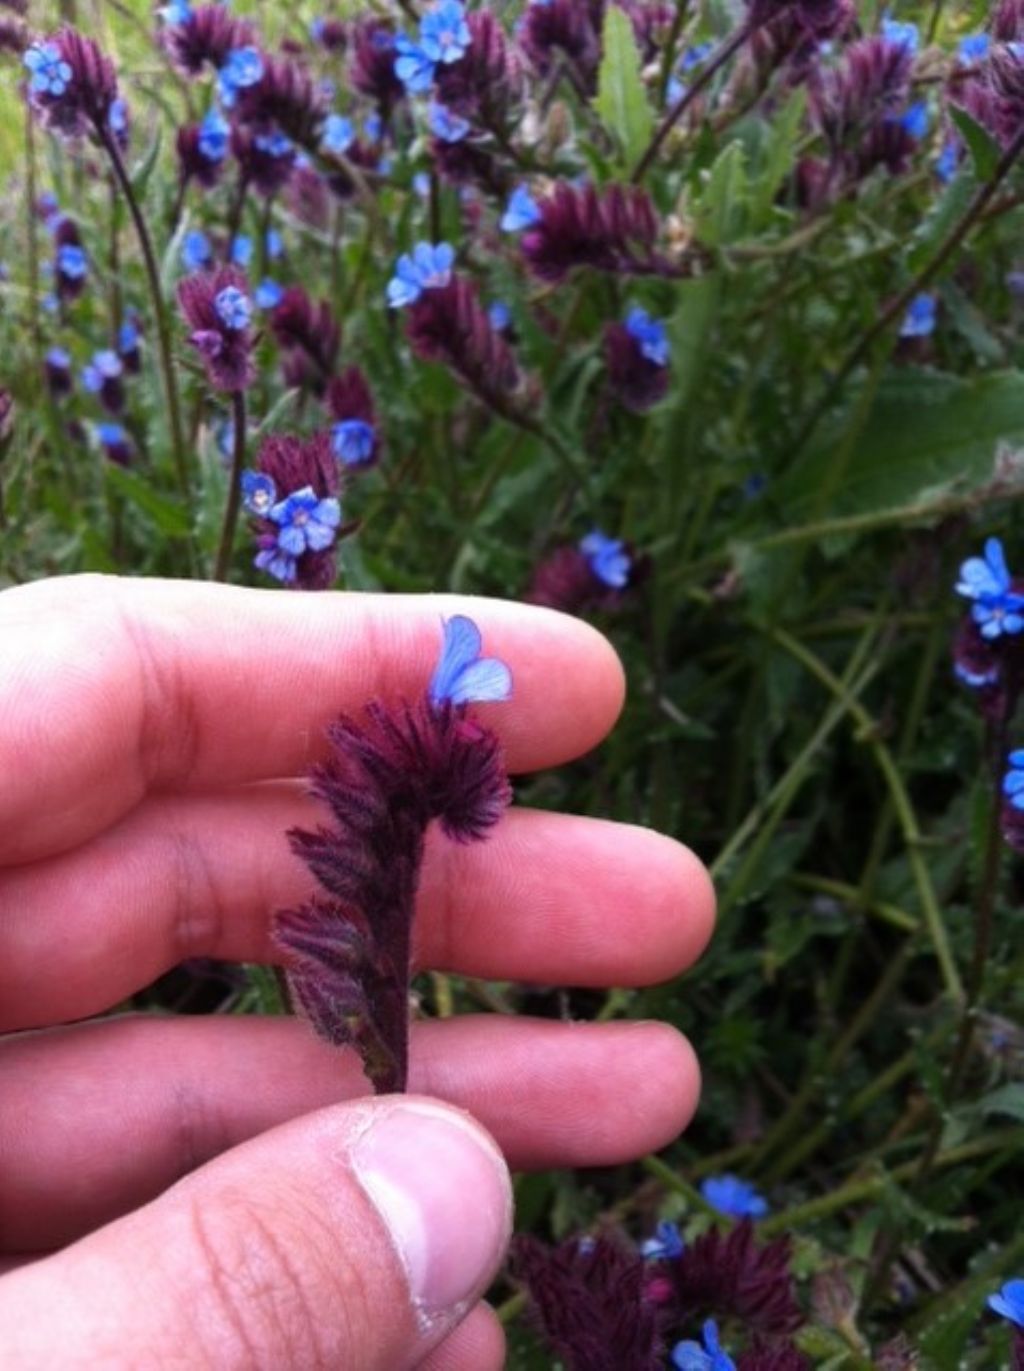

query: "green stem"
left=99, top=126, right=191, bottom=513
left=213, top=391, right=246, bottom=582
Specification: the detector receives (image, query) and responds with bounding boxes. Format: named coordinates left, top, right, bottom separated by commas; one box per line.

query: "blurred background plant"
left=4, top=0, right=1024, bottom=1364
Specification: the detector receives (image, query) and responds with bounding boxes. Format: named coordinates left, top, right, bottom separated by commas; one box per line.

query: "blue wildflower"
left=681, top=42, right=713, bottom=69
left=332, top=419, right=377, bottom=467
left=700, top=1174, right=769, bottom=1219
left=159, top=0, right=193, bottom=23
left=218, top=45, right=265, bottom=107
left=56, top=243, right=88, bottom=280
left=95, top=422, right=132, bottom=463
left=198, top=107, right=229, bottom=161
left=641, top=1220, right=684, bottom=1261
left=428, top=102, right=470, bottom=142
left=394, top=34, right=436, bottom=93
left=365, top=113, right=383, bottom=142
left=500, top=184, right=541, bottom=232
left=880, top=15, right=919, bottom=53
left=231, top=235, right=253, bottom=268
left=899, top=293, right=936, bottom=338
left=181, top=229, right=212, bottom=272
left=956, top=538, right=1024, bottom=639
left=898, top=100, right=928, bottom=139
left=253, top=129, right=293, bottom=157
left=419, top=0, right=471, bottom=64
left=265, top=230, right=284, bottom=260
left=625, top=307, right=670, bottom=366
left=82, top=348, right=124, bottom=389
left=240, top=469, right=277, bottom=516
left=671, top=1320, right=737, bottom=1371
left=24, top=42, right=73, bottom=97
left=429, top=615, right=513, bottom=707
left=989, top=1278, right=1024, bottom=1326
left=1003, top=755, right=1024, bottom=813
left=580, top=530, right=631, bottom=589
left=254, top=545, right=298, bottom=583
left=322, top=112, right=355, bottom=154
left=488, top=301, right=511, bottom=331
left=255, top=279, right=284, bottom=309
left=386, top=241, right=455, bottom=307
left=214, top=285, right=252, bottom=331
left=269, top=485, right=342, bottom=555
left=958, top=33, right=990, bottom=63
left=935, top=138, right=958, bottom=182
left=666, top=76, right=685, bottom=104
left=46, top=345, right=71, bottom=369
left=412, top=171, right=432, bottom=197
left=109, top=98, right=129, bottom=136
left=955, top=661, right=999, bottom=688
left=119, top=320, right=140, bottom=352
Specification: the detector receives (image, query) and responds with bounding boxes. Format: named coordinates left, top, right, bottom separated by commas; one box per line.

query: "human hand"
left=0, top=575, right=714, bottom=1369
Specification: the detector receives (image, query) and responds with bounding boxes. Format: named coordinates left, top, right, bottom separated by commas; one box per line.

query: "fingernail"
left=351, top=1102, right=512, bottom=1328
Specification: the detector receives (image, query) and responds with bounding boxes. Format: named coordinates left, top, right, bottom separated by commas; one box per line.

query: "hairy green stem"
left=213, top=390, right=246, bottom=582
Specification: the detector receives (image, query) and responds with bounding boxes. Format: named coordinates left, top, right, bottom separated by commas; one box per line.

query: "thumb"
left=0, top=1095, right=513, bottom=1370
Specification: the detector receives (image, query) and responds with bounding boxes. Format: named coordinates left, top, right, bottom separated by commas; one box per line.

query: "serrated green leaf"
left=950, top=105, right=1001, bottom=180
left=593, top=5, right=654, bottom=171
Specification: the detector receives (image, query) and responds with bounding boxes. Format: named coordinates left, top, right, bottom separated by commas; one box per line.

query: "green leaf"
left=105, top=464, right=191, bottom=538
left=949, top=105, right=1001, bottom=180
left=974, top=1083, right=1024, bottom=1123
left=694, top=141, right=749, bottom=246
left=129, top=127, right=163, bottom=200
left=593, top=5, right=654, bottom=171
left=778, top=369, right=1024, bottom=519
left=907, top=169, right=975, bottom=274
left=749, top=88, right=806, bottom=225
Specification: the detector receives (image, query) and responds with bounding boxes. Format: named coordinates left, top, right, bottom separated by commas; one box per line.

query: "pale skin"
left=0, top=576, right=715, bottom=1369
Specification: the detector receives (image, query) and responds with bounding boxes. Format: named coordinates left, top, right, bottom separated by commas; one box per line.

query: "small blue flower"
left=958, top=33, right=990, bottom=63
left=159, top=0, right=193, bottom=23
left=253, top=129, right=293, bottom=157
left=989, top=1278, right=1024, bottom=1326
left=955, top=661, right=999, bottom=689
left=332, top=419, right=377, bottom=467
left=181, top=229, right=212, bottom=272
left=254, top=546, right=298, bottom=583
left=240, top=469, right=277, bottom=516
left=881, top=15, right=919, bottom=53
left=386, top=241, right=455, bottom=307
left=419, top=0, right=471, bottom=64
left=231, top=235, right=253, bottom=267
left=666, top=76, right=685, bottom=104
left=365, top=113, right=383, bottom=142
left=269, top=485, right=342, bottom=555
left=46, top=345, right=71, bottom=369
left=56, top=244, right=88, bottom=280
left=254, top=278, right=284, bottom=309
left=96, top=421, right=129, bottom=448
left=700, top=1174, right=769, bottom=1219
left=428, top=102, right=470, bottom=142
left=429, top=615, right=513, bottom=707
left=580, top=530, right=631, bottom=589
left=218, top=45, right=265, bottom=107
left=82, top=349, right=124, bottom=392
left=500, top=184, right=541, bottom=232
left=214, top=285, right=252, bottom=331
left=394, top=34, right=437, bottom=93
left=899, top=292, right=936, bottom=338
left=119, top=320, right=140, bottom=351
left=1003, top=755, right=1024, bottom=813
left=24, top=41, right=73, bottom=97
left=625, top=306, right=670, bottom=366
left=322, top=112, right=355, bottom=154
left=956, top=538, right=1024, bottom=639
left=681, top=41, right=713, bottom=69
left=265, top=229, right=284, bottom=260
left=109, top=99, right=129, bottom=136
left=898, top=100, right=928, bottom=139
left=488, top=300, right=511, bottom=331
left=641, top=1220, right=684, bottom=1261
left=671, top=1320, right=737, bottom=1371
left=935, top=138, right=958, bottom=182
left=198, top=107, right=229, bottom=161
left=413, top=171, right=432, bottom=197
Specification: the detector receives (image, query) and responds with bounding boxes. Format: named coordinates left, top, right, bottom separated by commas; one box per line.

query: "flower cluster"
left=274, top=616, right=511, bottom=1091
left=178, top=266, right=255, bottom=392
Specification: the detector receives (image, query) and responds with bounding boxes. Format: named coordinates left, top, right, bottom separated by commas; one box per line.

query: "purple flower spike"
left=273, top=616, right=512, bottom=1091
left=178, top=265, right=255, bottom=392
left=521, top=182, right=665, bottom=283
left=162, top=4, right=254, bottom=76
left=23, top=28, right=119, bottom=140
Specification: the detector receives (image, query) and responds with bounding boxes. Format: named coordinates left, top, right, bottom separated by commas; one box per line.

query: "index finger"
left=0, top=575, right=624, bottom=865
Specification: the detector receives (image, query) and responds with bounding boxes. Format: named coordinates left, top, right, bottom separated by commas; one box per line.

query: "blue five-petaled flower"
left=394, top=34, right=437, bottom=93
left=900, top=293, right=936, bottom=339
left=956, top=538, right=1024, bottom=640
left=24, top=42, right=73, bottom=97
left=332, top=419, right=377, bottom=467
left=988, top=1278, right=1024, bottom=1327
left=1003, top=754, right=1024, bottom=813
left=500, top=184, right=542, bottom=233
left=580, top=530, right=631, bottom=590
left=671, top=1319, right=737, bottom=1371
left=625, top=307, right=670, bottom=367
left=240, top=470, right=277, bottom=517
left=419, top=0, right=471, bottom=63
left=640, top=1219, right=684, bottom=1261
left=387, top=241, right=455, bottom=307
left=56, top=244, right=88, bottom=280
left=428, top=102, right=470, bottom=142
left=214, top=286, right=252, bottom=331
left=429, top=615, right=513, bottom=707
left=700, top=1174, right=769, bottom=1218
left=270, top=487, right=341, bottom=556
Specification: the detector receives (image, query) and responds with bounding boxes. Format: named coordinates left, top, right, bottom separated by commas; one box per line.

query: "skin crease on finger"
left=0, top=1015, right=700, bottom=1251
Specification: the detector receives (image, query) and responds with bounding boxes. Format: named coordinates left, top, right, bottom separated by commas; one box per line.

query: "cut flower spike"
left=273, top=615, right=512, bottom=1092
